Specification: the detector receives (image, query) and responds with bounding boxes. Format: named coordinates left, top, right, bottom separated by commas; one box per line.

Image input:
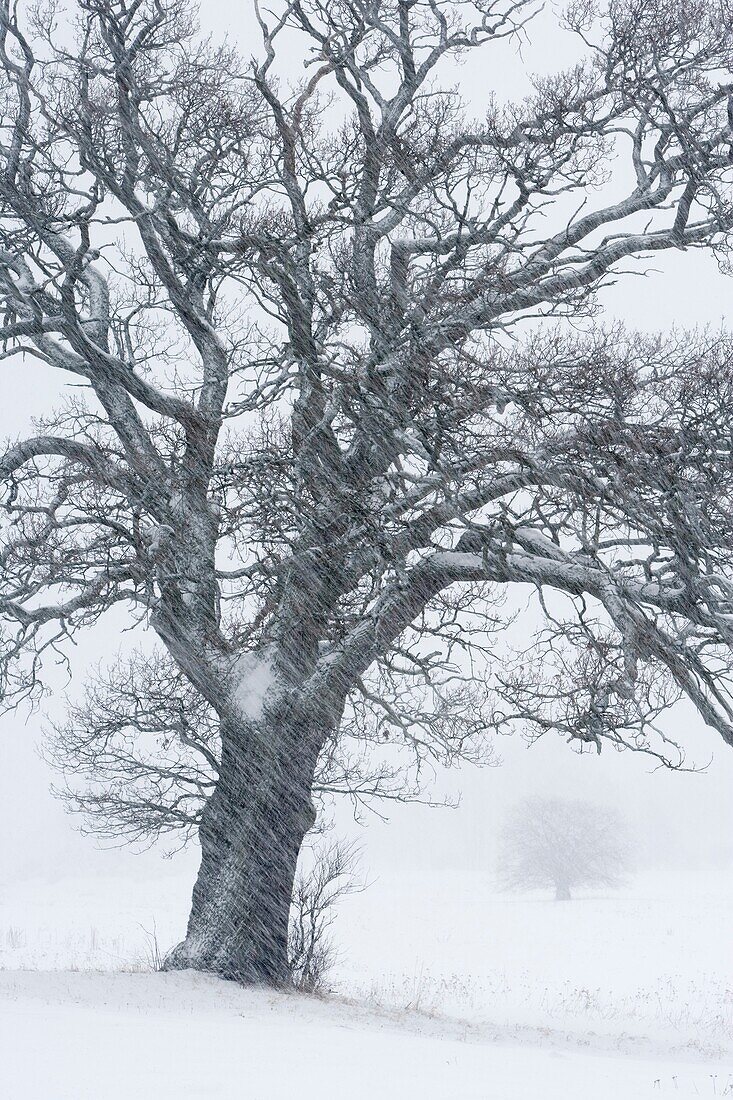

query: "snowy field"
left=336, top=869, right=733, bottom=1053
left=3, top=969, right=731, bottom=1100
left=1, top=863, right=731, bottom=1098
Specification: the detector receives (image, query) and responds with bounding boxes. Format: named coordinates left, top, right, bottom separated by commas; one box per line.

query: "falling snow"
left=1, top=0, right=732, bottom=1094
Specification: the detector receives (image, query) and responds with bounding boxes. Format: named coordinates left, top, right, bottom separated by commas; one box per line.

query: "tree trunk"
left=555, top=882, right=572, bottom=901
left=165, top=704, right=322, bottom=984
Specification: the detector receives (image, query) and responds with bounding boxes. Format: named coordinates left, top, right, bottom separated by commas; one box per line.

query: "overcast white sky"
left=1, top=1, right=732, bottom=898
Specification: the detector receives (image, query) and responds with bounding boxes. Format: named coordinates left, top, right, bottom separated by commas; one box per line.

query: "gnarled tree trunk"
left=166, top=697, right=325, bottom=984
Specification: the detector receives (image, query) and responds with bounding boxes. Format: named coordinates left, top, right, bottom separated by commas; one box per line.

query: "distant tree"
left=497, top=797, right=630, bottom=900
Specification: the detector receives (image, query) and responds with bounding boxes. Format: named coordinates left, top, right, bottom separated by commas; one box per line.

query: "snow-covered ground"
left=2, top=969, right=731, bottom=1100
left=335, top=867, right=733, bottom=1057
left=1, top=864, right=731, bottom=1098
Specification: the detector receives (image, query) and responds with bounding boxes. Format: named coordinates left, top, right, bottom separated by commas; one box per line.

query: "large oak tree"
left=2, top=0, right=733, bottom=982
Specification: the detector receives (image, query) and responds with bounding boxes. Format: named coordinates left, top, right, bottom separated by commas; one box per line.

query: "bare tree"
left=288, top=838, right=362, bottom=993
left=497, top=797, right=630, bottom=900
left=2, top=0, right=733, bottom=984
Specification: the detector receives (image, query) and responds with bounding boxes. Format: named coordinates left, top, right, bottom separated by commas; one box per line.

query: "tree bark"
left=165, top=702, right=323, bottom=984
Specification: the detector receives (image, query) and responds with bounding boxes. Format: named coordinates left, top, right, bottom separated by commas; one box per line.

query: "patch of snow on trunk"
left=231, top=647, right=277, bottom=721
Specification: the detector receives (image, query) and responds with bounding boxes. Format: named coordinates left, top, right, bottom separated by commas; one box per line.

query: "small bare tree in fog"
left=3, top=0, right=733, bottom=983
left=497, top=797, right=630, bottom=900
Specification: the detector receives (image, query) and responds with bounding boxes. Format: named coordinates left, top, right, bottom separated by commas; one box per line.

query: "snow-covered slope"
left=2, top=969, right=729, bottom=1100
